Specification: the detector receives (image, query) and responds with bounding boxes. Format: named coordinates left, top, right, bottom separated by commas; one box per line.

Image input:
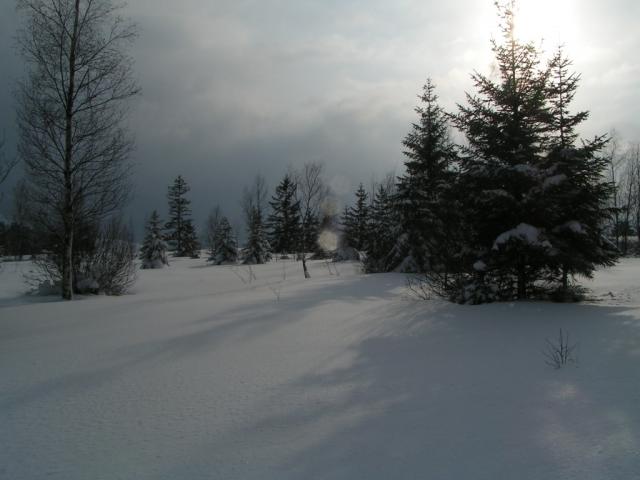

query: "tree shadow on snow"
left=185, top=301, right=640, bottom=480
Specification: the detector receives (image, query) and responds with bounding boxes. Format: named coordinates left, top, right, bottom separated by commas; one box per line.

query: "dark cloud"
left=1, top=0, right=639, bottom=238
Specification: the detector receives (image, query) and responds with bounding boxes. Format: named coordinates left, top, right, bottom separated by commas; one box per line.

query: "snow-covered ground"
left=1, top=257, right=640, bottom=479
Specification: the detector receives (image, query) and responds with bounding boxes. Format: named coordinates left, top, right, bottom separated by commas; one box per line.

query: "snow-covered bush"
left=208, top=216, right=238, bottom=265
left=242, top=208, right=272, bottom=265
left=140, top=211, right=169, bottom=269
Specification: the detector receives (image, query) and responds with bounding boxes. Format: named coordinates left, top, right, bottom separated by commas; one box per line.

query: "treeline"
left=140, top=162, right=335, bottom=280
left=0, top=1, right=631, bottom=303
left=606, top=140, right=640, bottom=254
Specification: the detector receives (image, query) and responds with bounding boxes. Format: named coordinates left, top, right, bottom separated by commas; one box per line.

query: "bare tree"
left=241, top=174, right=268, bottom=225
left=294, top=162, right=330, bottom=278
left=609, top=141, right=640, bottom=254
left=605, top=133, right=625, bottom=249
left=16, top=0, right=139, bottom=299
left=0, top=136, right=18, bottom=191
left=629, top=144, right=640, bottom=245
left=620, top=146, right=639, bottom=253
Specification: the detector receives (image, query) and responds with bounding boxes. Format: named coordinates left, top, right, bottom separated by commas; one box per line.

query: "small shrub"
left=548, top=284, right=588, bottom=303
left=542, top=328, right=578, bottom=369
left=31, top=218, right=136, bottom=296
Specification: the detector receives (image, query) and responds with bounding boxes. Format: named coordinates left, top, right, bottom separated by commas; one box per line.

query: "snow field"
left=1, top=257, right=640, bottom=479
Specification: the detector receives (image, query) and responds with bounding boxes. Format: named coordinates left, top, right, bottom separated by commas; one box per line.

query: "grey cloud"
left=1, top=0, right=638, bottom=238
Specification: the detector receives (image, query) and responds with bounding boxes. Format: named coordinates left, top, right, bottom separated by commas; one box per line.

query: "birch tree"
left=294, top=162, right=329, bottom=278
left=16, top=0, right=139, bottom=299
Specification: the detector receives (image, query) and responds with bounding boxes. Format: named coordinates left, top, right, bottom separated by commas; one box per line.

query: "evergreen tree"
left=209, top=216, right=238, bottom=265
left=182, top=220, right=201, bottom=258
left=205, top=207, right=222, bottom=261
left=365, top=182, right=399, bottom=272
left=451, top=1, right=554, bottom=301
left=268, top=174, right=301, bottom=255
left=140, top=211, right=169, bottom=269
left=395, top=79, right=459, bottom=273
left=243, top=208, right=272, bottom=264
left=540, top=48, right=617, bottom=295
left=452, top=2, right=617, bottom=302
left=165, top=176, right=197, bottom=257
left=342, top=184, right=370, bottom=251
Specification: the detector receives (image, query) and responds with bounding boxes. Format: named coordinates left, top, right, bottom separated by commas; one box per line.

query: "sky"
left=0, top=0, right=639, bottom=236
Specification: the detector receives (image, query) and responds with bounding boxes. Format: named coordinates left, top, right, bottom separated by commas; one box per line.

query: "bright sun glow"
left=513, top=0, right=578, bottom=47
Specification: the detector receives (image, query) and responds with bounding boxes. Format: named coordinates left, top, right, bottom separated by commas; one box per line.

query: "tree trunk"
left=561, top=265, right=569, bottom=291
left=517, top=261, right=527, bottom=299
left=61, top=0, right=81, bottom=300
left=62, top=223, right=74, bottom=300
left=300, top=223, right=311, bottom=279
left=302, top=254, right=310, bottom=279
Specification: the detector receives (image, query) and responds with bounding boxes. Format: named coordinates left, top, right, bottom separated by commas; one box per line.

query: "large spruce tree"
left=452, top=1, right=617, bottom=302
left=539, top=48, right=617, bottom=294
left=453, top=2, right=554, bottom=301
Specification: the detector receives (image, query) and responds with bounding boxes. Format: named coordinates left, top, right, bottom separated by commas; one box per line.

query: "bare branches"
left=292, top=161, right=330, bottom=278
left=17, top=0, right=138, bottom=222
left=294, top=161, right=330, bottom=222
left=241, top=174, right=268, bottom=224
left=16, top=0, right=139, bottom=299
left=542, top=328, right=578, bottom=369
left=0, top=136, right=18, bottom=188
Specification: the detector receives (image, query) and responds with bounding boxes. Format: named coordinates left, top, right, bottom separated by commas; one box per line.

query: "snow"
left=557, top=220, right=586, bottom=235
left=493, top=223, right=553, bottom=250
left=2, top=257, right=640, bottom=479
left=473, top=260, right=487, bottom=271
left=512, top=164, right=539, bottom=175
left=543, top=174, right=567, bottom=189
left=484, top=188, right=512, bottom=198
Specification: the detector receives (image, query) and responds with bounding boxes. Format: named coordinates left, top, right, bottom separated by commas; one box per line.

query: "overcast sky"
left=1, top=0, right=638, bottom=235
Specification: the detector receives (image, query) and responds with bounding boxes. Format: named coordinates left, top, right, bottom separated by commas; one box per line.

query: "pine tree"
left=209, top=216, right=238, bottom=265
left=365, top=182, right=399, bottom=272
left=268, top=174, right=301, bottom=256
left=540, top=48, right=617, bottom=295
left=165, top=176, right=197, bottom=257
left=139, top=211, right=169, bottom=269
left=395, top=79, right=459, bottom=274
left=452, top=1, right=554, bottom=302
left=243, top=208, right=272, bottom=264
left=451, top=2, right=617, bottom=302
left=181, top=220, right=201, bottom=258
left=205, top=207, right=222, bottom=261
left=342, top=184, right=370, bottom=251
